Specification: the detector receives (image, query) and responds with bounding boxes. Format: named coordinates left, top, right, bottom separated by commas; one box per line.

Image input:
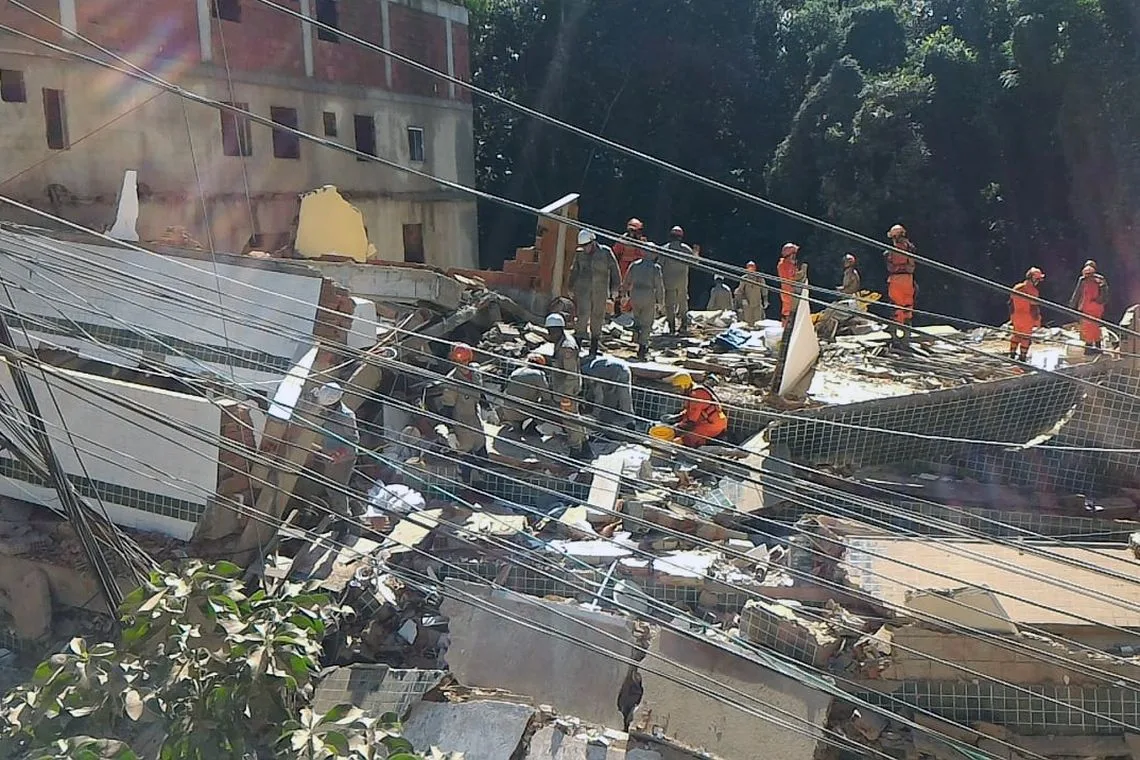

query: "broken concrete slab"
left=738, top=600, right=840, bottom=669
left=525, top=726, right=664, bottom=760
left=631, top=625, right=832, bottom=760
left=402, top=700, right=534, bottom=760
left=311, top=664, right=446, bottom=719
left=442, top=580, right=637, bottom=728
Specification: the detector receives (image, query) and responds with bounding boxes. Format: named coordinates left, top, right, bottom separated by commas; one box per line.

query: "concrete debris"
left=402, top=699, right=536, bottom=760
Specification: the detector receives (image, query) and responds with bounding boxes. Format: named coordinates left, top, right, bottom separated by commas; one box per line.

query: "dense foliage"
left=0, top=562, right=446, bottom=760
left=467, top=0, right=1140, bottom=322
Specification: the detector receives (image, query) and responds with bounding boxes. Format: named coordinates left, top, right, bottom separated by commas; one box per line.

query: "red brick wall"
left=451, top=21, right=469, bottom=102
left=211, top=0, right=305, bottom=77
left=312, top=0, right=385, bottom=88
left=77, top=0, right=200, bottom=63
left=0, top=0, right=61, bottom=45
left=388, top=3, right=446, bottom=99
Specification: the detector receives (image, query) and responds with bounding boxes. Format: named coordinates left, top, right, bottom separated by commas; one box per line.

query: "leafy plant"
left=0, top=561, right=450, bottom=760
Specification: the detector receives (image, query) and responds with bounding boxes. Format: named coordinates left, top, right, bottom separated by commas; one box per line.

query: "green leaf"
left=211, top=561, right=242, bottom=578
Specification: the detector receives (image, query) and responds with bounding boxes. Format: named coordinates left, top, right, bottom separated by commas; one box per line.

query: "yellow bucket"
left=648, top=424, right=676, bottom=441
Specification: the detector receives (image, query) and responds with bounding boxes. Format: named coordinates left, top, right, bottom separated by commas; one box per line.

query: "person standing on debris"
left=613, top=219, right=649, bottom=289
left=840, top=253, right=861, bottom=295
left=623, top=245, right=665, bottom=361
left=884, top=224, right=917, bottom=328
left=501, top=353, right=551, bottom=434
left=1009, top=267, right=1045, bottom=362
left=707, top=275, right=734, bottom=312
left=583, top=354, right=636, bottom=430
left=544, top=313, right=590, bottom=458
left=568, top=229, right=620, bottom=356
left=734, top=261, right=768, bottom=324
left=312, top=382, right=359, bottom=521
left=439, top=343, right=488, bottom=477
left=661, top=225, right=694, bottom=335
left=664, top=373, right=727, bottom=447
left=777, top=243, right=806, bottom=327
left=1070, top=264, right=1109, bottom=355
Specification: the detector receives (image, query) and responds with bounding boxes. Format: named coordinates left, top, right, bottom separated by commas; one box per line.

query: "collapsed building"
left=0, top=185, right=1137, bottom=759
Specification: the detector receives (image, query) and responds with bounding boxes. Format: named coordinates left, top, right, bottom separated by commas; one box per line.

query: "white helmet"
left=314, top=382, right=344, bottom=407
left=577, top=229, right=596, bottom=246
left=544, top=313, right=566, bottom=329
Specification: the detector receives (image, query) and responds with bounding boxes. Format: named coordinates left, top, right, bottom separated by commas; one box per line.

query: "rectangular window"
left=42, top=89, right=68, bottom=150
left=353, top=114, right=375, bottom=159
left=402, top=223, right=425, bottom=264
left=315, top=0, right=339, bottom=42
left=270, top=106, right=300, bottom=159
left=0, top=70, right=27, bottom=103
left=322, top=111, right=337, bottom=137
left=407, top=126, right=425, bottom=163
left=220, top=102, right=253, bottom=157
left=211, top=0, right=241, bottom=22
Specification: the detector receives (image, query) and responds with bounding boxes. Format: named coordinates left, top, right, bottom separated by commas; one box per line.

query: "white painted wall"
left=0, top=364, right=223, bottom=540
left=0, top=230, right=325, bottom=389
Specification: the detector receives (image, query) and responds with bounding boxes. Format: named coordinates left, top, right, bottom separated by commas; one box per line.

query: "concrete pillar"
left=1121, top=305, right=1140, bottom=372
left=299, top=0, right=315, bottom=77
left=195, top=0, right=213, bottom=62
left=445, top=19, right=456, bottom=99
left=58, top=0, right=76, bottom=38
left=380, top=0, right=393, bottom=89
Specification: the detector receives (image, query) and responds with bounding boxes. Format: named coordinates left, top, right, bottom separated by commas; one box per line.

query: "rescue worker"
left=777, top=243, right=806, bottom=327
left=312, top=382, right=359, bottom=520
left=663, top=373, right=728, bottom=447
left=661, top=225, right=694, bottom=335
left=840, top=253, right=861, bottom=295
left=707, top=275, right=734, bottom=311
left=1070, top=264, right=1109, bottom=355
left=583, top=354, right=636, bottom=430
left=439, top=342, right=487, bottom=479
left=501, top=353, right=551, bottom=434
left=613, top=218, right=648, bottom=283
left=734, top=261, right=768, bottom=324
left=884, top=224, right=917, bottom=328
left=568, top=229, right=620, bottom=356
left=1009, top=267, right=1045, bottom=362
left=544, top=313, right=590, bottom=458
left=622, top=244, right=665, bottom=360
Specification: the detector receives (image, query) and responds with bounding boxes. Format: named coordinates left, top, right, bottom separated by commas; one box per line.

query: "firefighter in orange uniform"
left=1009, top=267, right=1045, bottom=362
left=612, top=219, right=648, bottom=313
left=665, top=373, right=728, bottom=447
left=1070, top=264, right=1109, bottom=355
left=884, top=224, right=917, bottom=326
left=777, top=243, right=804, bottom=327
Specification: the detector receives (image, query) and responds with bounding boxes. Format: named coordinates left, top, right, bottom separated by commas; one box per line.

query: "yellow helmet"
left=670, top=373, right=694, bottom=391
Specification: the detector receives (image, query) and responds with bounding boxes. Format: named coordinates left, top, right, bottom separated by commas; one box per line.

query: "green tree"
left=0, top=562, right=450, bottom=760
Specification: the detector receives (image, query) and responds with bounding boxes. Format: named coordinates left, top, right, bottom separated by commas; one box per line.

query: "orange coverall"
left=885, top=242, right=917, bottom=324
left=677, top=385, right=728, bottom=447
left=777, top=255, right=799, bottom=325
left=1009, top=280, right=1041, bottom=355
left=613, top=236, right=647, bottom=313
left=1073, top=274, right=1108, bottom=345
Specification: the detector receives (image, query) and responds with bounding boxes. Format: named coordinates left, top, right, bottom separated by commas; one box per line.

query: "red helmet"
left=1025, top=267, right=1045, bottom=282
left=844, top=253, right=857, bottom=266
left=781, top=243, right=799, bottom=257
left=627, top=218, right=644, bottom=232
left=670, top=225, right=685, bottom=238
left=449, top=343, right=474, bottom=365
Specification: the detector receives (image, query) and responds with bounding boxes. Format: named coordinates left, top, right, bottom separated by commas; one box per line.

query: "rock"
left=402, top=700, right=534, bottom=760
left=442, top=580, right=637, bottom=728
left=631, top=626, right=831, bottom=760
left=850, top=708, right=887, bottom=741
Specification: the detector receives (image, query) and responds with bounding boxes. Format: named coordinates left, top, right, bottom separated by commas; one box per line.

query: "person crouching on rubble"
left=312, top=382, right=360, bottom=524
left=501, top=353, right=551, bottom=435
left=663, top=373, right=727, bottom=447
left=583, top=353, right=637, bottom=431
left=1009, top=267, right=1045, bottom=362
left=439, top=342, right=488, bottom=481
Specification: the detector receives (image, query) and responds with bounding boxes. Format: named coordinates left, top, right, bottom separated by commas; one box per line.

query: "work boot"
left=1019, top=350, right=1029, bottom=363
left=1009, top=350, right=1018, bottom=361
left=589, top=337, right=600, bottom=356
